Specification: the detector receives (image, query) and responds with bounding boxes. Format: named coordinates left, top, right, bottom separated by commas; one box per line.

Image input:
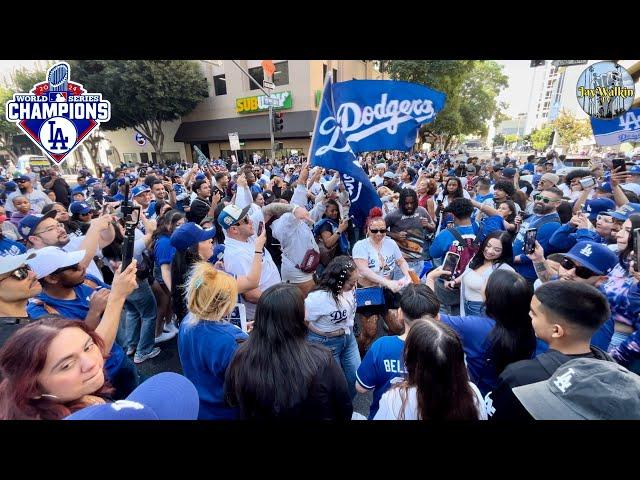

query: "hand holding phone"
left=524, top=228, right=538, bottom=255
left=442, top=252, right=460, bottom=280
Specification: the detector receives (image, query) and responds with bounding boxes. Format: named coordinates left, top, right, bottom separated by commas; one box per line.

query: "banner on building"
left=590, top=108, right=640, bottom=146
left=309, top=74, right=446, bottom=227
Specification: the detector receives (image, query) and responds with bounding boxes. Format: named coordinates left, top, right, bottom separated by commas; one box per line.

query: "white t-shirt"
left=6, top=189, right=53, bottom=214
left=62, top=235, right=104, bottom=282
left=352, top=237, right=403, bottom=279
left=223, top=236, right=281, bottom=320
left=371, top=175, right=384, bottom=188
left=271, top=211, right=318, bottom=283
left=622, top=182, right=640, bottom=195
left=305, top=289, right=356, bottom=334
left=373, top=383, right=488, bottom=420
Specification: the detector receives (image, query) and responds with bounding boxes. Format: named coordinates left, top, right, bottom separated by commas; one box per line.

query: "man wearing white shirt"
left=370, top=163, right=386, bottom=188
left=220, top=204, right=281, bottom=321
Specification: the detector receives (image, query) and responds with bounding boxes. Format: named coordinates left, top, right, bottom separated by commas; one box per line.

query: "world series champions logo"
left=4, top=62, right=111, bottom=165
left=576, top=61, right=635, bottom=120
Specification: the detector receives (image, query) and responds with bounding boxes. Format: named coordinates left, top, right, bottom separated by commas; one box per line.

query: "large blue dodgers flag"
left=590, top=107, right=640, bottom=146
left=309, top=74, right=446, bottom=227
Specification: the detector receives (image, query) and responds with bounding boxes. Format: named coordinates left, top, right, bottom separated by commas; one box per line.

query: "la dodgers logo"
left=4, top=62, right=111, bottom=165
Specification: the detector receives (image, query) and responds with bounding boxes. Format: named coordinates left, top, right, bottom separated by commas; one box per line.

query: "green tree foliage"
left=493, top=133, right=505, bottom=145
left=379, top=60, right=508, bottom=149
left=504, top=133, right=519, bottom=144
left=530, top=125, right=554, bottom=151
left=68, top=60, right=208, bottom=164
left=551, top=110, right=592, bottom=150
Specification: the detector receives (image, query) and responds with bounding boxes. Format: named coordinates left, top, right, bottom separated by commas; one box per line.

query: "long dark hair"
left=395, top=320, right=479, bottom=420
left=151, top=210, right=184, bottom=247
left=496, top=199, right=517, bottom=224
left=171, top=245, right=201, bottom=324
left=468, top=231, right=514, bottom=271
left=322, top=199, right=342, bottom=222
left=224, top=284, right=331, bottom=418
left=312, top=256, right=356, bottom=305
left=619, top=214, right=640, bottom=270
left=483, top=270, right=536, bottom=377
left=0, top=318, right=113, bottom=420
left=444, top=177, right=464, bottom=200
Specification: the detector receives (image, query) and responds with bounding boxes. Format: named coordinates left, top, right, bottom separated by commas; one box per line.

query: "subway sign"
left=236, top=91, right=292, bottom=114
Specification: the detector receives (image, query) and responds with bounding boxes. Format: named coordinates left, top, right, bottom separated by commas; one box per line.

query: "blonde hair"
left=185, top=261, right=238, bottom=322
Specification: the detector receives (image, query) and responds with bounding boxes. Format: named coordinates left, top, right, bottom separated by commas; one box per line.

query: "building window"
left=323, top=63, right=327, bottom=82
left=333, top=68, right=338, bottom=82
left=139, top=152, right=149, bottom=164
left=163, top=152, right=181, bottom=163
left=273, top=61, right=289, bottom=86
left=213, top=74, right=227, bottom=96
left=123, top=153, right=137, bottom=164
left=248, top=66, right=264, bottom=90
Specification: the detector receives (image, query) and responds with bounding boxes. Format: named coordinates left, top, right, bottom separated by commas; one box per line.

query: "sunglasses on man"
left=0, top=265, right=32, bottom=282
left=369, top=228, right=387, bottom=234
left=534, top=194, right=559, bottom=204
left=560, top=257, right=596, bottom=279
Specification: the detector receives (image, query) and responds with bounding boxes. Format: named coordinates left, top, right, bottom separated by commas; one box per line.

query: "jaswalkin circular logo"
left=576, top=61, right=635, bottom=120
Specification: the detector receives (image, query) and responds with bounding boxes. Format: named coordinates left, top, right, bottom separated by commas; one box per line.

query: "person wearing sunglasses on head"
left=512, top=187, right=564, bottom=290
left=24, top=246, right=142, bottom=400
left=0, top=252, right=42, bottom=348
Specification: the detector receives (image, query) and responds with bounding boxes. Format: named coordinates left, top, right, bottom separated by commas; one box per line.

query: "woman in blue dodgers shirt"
left=426, top=267, right=540, bottom=396
left=177, top=261, right=247, bottom=420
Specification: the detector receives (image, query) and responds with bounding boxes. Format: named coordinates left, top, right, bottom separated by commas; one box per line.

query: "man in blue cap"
left=5, top=175, right=52, bottom=214
left=527, top=241, right=619, bottom=352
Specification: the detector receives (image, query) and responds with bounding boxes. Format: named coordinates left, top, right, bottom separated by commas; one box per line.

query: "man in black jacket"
left=487, top=281, right=613, bottom=420
left=42, top=168, right=71, bottom=207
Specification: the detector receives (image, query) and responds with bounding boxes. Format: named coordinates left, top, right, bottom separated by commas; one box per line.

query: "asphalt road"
left=133, top=318, right=387, bottom=418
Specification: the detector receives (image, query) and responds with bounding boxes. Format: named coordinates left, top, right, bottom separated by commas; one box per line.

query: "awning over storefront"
left=174, top=110, right=317, bottom=143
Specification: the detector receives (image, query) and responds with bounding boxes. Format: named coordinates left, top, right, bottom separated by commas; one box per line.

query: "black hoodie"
left=487, top=346, right=613, bottom=420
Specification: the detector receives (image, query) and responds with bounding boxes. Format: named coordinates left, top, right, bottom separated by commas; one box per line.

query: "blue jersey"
left=356, top=335, right=407, bottom=419
left=178, top=318, right=248, bottom=420
left=0, top=237, right=26, bottom=257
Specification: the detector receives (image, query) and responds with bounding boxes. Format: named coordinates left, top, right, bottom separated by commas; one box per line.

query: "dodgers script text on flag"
left=309, top=74, right=446, bottom=227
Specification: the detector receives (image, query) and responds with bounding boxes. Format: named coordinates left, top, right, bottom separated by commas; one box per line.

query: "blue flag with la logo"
left=309, top=74, right=446, bottom=227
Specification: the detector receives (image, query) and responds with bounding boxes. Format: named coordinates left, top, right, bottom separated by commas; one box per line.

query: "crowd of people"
left=0, top=147, right=639, bottom=420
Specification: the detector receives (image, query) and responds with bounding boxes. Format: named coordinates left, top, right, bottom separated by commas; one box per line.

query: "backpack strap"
left=450, top=227, right=466, bottom=245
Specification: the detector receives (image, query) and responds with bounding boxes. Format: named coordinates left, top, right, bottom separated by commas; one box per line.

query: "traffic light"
left=273, top=112, right=284, bottom=132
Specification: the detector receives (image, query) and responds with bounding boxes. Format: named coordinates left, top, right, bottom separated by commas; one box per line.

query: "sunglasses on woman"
left=0, top=265, right=31, bottom=282
left=369, top=228, right=387, bottom=234
left=534, top=194, right=558, bottom=204
left=560, top=257, right=596, bottom=279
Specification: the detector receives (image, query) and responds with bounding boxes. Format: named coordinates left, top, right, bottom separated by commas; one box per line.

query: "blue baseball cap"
left=170, top=222, right=217, bottom=252
left=217, top=204, right=251, bottom=230
left=604, top=202, right=640, bottom=221
left=18, top=210, right=58, bottom=239
left=65, top=372, right=199, bottom=420
left=69, top=201, right=92, bottom=216
left=629, top=165, right=640, bottom=175
left=131, top=185, right=150, bottom=197
left=502, top=167, right=517, bottom=178
left=522, top=163, right=535, bottom=173
left=562, top=241, right=618, bottom=276
left=86, top=178, right=99, bottom=187
left=596, top=182, right=612, bottom=193
left=195, top=173, right=206, bottom=181
left=3, top=181, right=17, bottom=192
left=583, top=198, right=616, bottom=221
left=71, top=185, right=86, bottom=195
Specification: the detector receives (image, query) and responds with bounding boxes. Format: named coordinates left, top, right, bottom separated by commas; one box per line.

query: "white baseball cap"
left=0, top=251, right=38, bottom=276
left=26, top=246, right=86, bottom=279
